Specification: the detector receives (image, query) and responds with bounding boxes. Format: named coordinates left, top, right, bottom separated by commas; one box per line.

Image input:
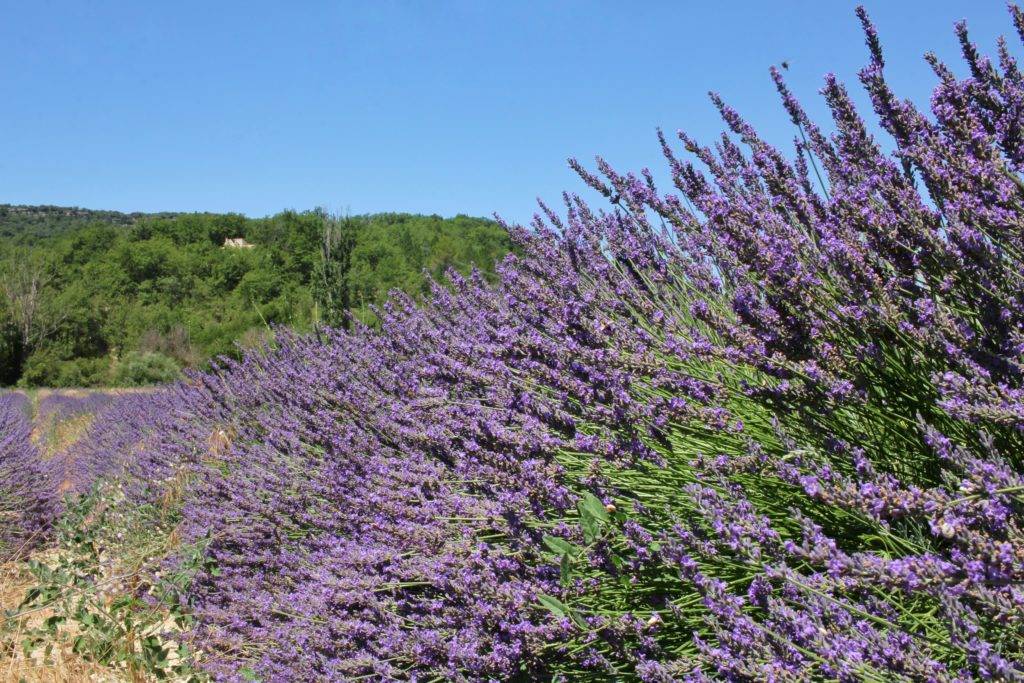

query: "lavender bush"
left=0, top=391, right=57, bottom=561
left=10, top=5, right=1024, bottom=681
left=36, top=391, right=114, bottom=424
left=532, top=7, right=1024, bottom=677
left=48, top=390, right=162, bottom=495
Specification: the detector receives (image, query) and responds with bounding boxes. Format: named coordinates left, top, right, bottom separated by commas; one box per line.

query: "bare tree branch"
left=0, top=256, right=66, bottom=357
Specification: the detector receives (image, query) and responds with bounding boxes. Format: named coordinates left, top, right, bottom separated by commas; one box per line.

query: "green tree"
left=313, top=215, right=357, bottom=329
left=0, top=250, right=64, bottom=379
left=0, top=208, right=512, bottom=386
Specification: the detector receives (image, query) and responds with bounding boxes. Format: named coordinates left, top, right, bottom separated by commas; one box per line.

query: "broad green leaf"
left=543, top=535, right=580, bottom=557
left=537, top=593, right=568, bottom=618
left=580, top=514, right=600, bottom=543
left=560, top=552, right=573, bottom=587
left=578, top=492, right=610, bottom=523
left=569, top=608, right=589, bottom=629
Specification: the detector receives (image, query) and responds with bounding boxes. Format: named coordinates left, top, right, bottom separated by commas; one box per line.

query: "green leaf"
left=577, top=492, right=611, bottom=543
left=111, top=594, right=134, bottom=611
left=569, top=608, right=589, bottom=629
left=578, top=492, right=610, bottom=523
left=19, top=587, right=40, bottom=607
left=560, top=552, right=573, bottom=587
left=543, top=535, right=580, bottom=557
left=537, top=594, right=568, bottom=618
left=580, top=514, right=600, bottom=544
left=240, top=666, right=261, bottom=681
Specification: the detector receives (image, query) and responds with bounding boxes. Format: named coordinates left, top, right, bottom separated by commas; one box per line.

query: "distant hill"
left=0, top=207, right=514, bottom=387
left=0, top=204, right=184, bottom=240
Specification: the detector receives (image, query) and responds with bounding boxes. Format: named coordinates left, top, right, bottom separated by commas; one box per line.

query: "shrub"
left=17, top=351, right=109, bottom=388
left=112, top=352, right=181, bottom=387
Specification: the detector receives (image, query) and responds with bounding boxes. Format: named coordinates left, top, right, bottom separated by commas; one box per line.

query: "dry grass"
left=34, top=414, right=96, bottom=461
left=0, top=559, right=125, bottom=683
left=0, top=551, right=188, bottom=683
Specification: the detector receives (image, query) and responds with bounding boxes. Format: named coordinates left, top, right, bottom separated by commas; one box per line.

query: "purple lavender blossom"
left=0, top=391, right=58, bottom=560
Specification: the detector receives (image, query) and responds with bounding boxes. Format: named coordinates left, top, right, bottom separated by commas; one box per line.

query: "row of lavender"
left=35, top=5, right=1024, bottom=680
left=0, top=390, right=137, bottom=561
left=34, top=391, right=115, bottom=426
left=0, top=392, right=57, bottom=561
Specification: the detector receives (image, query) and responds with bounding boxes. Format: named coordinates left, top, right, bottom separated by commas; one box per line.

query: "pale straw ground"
left=1, top=555, right=124, bottom=682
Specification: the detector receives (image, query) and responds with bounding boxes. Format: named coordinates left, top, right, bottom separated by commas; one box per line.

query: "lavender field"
left=4, top=6, right=1024, bottom=681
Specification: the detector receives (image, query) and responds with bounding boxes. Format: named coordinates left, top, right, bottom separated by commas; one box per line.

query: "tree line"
left=0, top=208, right=512, bottom=386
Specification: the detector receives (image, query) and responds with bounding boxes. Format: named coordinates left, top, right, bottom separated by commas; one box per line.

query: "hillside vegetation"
left=0, top=204, right=179, bottom=240
left=0, top=208, right=512, bottom=386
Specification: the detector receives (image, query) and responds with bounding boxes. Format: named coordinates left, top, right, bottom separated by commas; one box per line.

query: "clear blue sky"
left=0, top=1, right=1016, bottom=224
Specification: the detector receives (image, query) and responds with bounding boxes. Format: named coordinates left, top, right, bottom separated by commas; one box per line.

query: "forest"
left=0, top=207, right=511, bottom=386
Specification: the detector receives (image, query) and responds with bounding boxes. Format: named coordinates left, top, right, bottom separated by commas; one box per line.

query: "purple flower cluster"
left=20, top=5, right=1024, bottom=681
left=111, top=327, right=575, bottom=680
left=0, top=391, right=58, bottom=561
left=542, top=5, right=1024, bottom=677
